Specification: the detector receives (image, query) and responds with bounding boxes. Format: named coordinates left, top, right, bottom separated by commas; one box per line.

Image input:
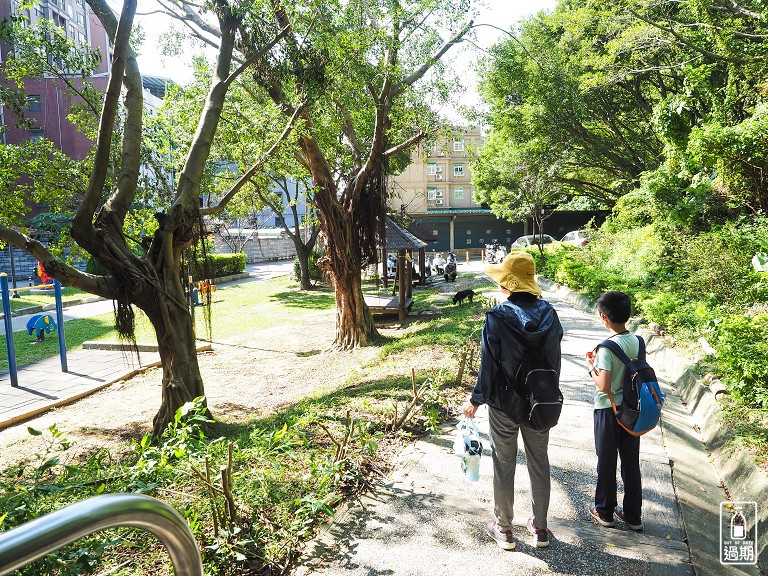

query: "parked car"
left=511, top=234, right=557, bottom=248
left=560, top=230, right=591, bottom=246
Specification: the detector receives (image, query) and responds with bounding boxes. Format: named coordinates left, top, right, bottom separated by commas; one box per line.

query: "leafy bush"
left=674, top=220, right=766, bottom=310
left=709, top=314, right=768, bottom=409
left=190, top=253, right=246, bottom=280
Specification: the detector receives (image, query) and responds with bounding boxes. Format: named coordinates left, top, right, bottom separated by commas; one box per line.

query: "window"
left=29, top=128, right=44, bottom=141
left=466, top=229, right=471, bottom=235
left=66, top=3, right=73, bottom=16
left=34, top=6, right=45, bottom=18
left=432, top=230, right=438, bottom=236
left=466, top=239, right=472, bottom=245
left=486, top=229, right=491, bottom=234
left=27, top=95, right=41, bottom=111
left=454, top=187, right=464, bottom=200
left=69, top=24, right=76, bottom=38
left=426, top=187, right=437, bottom=201
left=78, top=32, right=86, bottom=44
left=76, top=11, right=85, bottom=26
left=76, top=0, right=84, bottom=5
left=427, top=163, right=437, bottom=175
left=454, top=163, right=464, bottom=177
left=453, top=139, right=464, bottom=152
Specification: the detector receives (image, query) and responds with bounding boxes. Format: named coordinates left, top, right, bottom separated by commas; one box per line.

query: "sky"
left=133, top=1, right=558, bottom=86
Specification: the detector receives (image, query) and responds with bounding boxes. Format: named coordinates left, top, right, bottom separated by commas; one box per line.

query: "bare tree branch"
left=394, top=19, right=474, bottom=97
left=384, top=130, right=427, bottom=157
left=713, top=0, right=764, bottom=20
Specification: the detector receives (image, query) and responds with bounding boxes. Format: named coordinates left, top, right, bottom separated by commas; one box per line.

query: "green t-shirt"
left=593, top=333, right=640, bottom=410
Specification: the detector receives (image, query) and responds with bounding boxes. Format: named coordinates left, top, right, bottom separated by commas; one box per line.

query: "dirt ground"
left=0, top=308, right=388, bottom=471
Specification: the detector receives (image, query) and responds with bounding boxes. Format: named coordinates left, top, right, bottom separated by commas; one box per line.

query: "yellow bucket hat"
left=484, top=251, right=541, bottom=296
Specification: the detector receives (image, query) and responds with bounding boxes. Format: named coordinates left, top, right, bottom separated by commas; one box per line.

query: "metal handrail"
left=0, top=494, right=204, bottom=576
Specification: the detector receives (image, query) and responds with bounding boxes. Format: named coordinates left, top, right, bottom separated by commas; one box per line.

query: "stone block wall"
left=214, top=236, right=297, bottom=263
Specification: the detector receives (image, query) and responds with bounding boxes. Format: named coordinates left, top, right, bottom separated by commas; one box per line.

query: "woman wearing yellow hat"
left=463, top=251, right=563, bottom=550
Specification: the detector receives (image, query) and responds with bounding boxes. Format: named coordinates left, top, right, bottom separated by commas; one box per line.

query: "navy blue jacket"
left=471, top=296, right=563, bottom=410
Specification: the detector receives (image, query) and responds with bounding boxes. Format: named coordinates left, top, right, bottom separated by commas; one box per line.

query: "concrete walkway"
left=0, top=260, right=294, bottom=429
left=296, top=285, right=764, bottom=576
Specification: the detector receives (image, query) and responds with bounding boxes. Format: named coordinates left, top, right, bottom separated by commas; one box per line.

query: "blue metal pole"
left=1, top=273, right=19, bottom=387
left=54, top=280, right=67, bottom=372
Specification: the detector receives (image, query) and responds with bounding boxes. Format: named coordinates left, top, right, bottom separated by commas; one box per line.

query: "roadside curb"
left=537, top=276, right=767, bottom=570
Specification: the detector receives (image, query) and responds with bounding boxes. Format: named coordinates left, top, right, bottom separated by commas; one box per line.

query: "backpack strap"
left=594, top=335, right=644, bottom=414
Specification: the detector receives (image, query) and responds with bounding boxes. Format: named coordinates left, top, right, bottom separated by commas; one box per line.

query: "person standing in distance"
left=463, top=252, right=563, bottom=550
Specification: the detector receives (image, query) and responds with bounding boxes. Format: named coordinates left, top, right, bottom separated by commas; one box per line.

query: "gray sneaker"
left=486, top=521, right=516, bottom=550
left=527, top=516, right=551, bottom=548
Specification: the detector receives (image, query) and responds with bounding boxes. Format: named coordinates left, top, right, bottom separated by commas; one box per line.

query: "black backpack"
left=596, top=336, right=665, bottom=436
left=499, top=345, right=563, bottom=431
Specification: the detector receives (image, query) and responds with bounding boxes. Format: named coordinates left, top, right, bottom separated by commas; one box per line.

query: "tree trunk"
left=294, top=242, right=312, bottom=290
left=146, top=295, right=207, bottom=437
left=333, top=268, right=377, bottom=348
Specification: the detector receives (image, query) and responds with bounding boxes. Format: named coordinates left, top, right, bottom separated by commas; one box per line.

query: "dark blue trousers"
left=594, top=407, right=642, bottom=519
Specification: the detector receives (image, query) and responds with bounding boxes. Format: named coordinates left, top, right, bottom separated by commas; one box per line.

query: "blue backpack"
left=597, top=336, right=665, bottom=436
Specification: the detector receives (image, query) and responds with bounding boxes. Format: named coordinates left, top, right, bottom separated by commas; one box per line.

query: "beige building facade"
left=388, top=128, right=525, bottom=253
left=390, top=128, right=483, bottom=213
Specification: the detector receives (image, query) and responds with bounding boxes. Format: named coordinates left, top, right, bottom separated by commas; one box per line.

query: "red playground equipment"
left=37, top=262, right=53, bottom=286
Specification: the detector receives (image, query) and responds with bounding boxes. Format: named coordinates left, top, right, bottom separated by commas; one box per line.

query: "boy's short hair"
left=597, top=291, right=631, bottom=323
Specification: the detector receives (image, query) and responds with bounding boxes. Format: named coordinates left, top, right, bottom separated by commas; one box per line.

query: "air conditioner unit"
left=435, top=199, right=444, bottom=205
left=435, top=167, right=443, bottom=173
left=435, top=175, right=443, bottom=180
left=435, top=190, right=444, bottom=198
left=437, top=151, right=445, bottom=156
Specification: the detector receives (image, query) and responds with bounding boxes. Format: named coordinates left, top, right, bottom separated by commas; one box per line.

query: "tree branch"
left=630, top=10, right=767, bottom=64
left=0, top=226, right=118, bottom=298
left=73, top=0, right=136, bottom=242
left=202, top=103, right=304, bottom=215
left=384, top=130, right=426, bottom=157
left=222, top=25, right=290, bottom=88
left=393, top=19, right=474, bottom=97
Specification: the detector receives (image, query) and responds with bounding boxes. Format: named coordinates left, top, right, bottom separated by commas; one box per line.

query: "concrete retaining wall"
left=537, top=276, right=767, bottom=568
left=214, top=236, right=297, bottom=263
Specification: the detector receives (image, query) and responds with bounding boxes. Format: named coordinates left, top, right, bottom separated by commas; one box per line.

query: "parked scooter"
left=444, top=251, right=457, bottom=282
left=424, top=255, right=432, bottom=277
left=495, top=244, right=507, bottom=263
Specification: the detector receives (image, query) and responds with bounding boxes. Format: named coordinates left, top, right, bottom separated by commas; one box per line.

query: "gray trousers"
left=489, top=406, right=551, bottom=530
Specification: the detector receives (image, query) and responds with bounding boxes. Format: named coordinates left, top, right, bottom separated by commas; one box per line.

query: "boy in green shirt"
left=586, top=291, right=644, bottom=531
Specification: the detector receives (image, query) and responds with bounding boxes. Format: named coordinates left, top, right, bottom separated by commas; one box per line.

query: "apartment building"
left=388, top=128, right=525, bottom=253
left=0, top=0, right=113, bottom=154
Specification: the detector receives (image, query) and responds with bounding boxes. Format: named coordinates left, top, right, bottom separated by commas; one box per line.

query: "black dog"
left=452, top=289, right=476, bottom=305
